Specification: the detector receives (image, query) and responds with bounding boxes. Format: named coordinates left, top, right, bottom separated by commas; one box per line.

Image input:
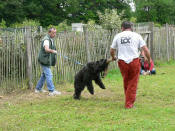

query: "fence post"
left=174, top=37, right=175, bottom=60
left=25, top=27, right=33, bottom=89
left=166, top=23, right=170, bottom=61
left=149, top=22, right=154, bottom=61
left=39, top=26, right=42, bottom=33
left=83, top=25, right=91, bottom=62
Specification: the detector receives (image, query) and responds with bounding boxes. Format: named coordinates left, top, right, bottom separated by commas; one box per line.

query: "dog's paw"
left=100, top=86, right=106, bottom=89
left=74, top=97, right=80, bottom=100
left=73, top=96, right=80, bottom=100
left=90, top=92, right=94, bottom=95
left=73, top=94, right=80, bottom=100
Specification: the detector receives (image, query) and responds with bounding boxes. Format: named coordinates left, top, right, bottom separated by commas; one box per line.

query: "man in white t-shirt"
left=110, top=21, right=151, bottom=109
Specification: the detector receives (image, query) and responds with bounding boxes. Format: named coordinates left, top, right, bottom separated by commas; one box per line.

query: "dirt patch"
left=0, top=83, right=121, bottom=107
left=0, top=86, right=73, bottom=107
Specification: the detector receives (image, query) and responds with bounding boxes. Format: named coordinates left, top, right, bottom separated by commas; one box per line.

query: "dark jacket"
left=38, top=35, right=57, bottom=66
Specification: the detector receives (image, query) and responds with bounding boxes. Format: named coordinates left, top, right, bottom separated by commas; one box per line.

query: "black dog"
left=73, top=58, right=112, bottom=99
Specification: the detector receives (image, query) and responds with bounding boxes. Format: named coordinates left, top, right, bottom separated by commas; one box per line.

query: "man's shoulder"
left=114, top=31, right=141, bottom=40
left=131, top=31, right=142, bottom=37
left=43, top=35, right=50, bottom=41
left=114, top=32, right=123, bottom=38
left=116, top=31, right=138, bottom=35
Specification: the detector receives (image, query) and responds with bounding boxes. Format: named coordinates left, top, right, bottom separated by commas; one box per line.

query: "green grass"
left=0, top=62, right=175, bottom=131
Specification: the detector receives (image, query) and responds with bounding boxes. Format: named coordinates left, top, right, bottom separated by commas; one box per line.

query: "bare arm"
left=141, top=45, right=151, bottom=64
left=44, top=45, right=57, bottom=54
left=110, top=48, right=117, bottom=61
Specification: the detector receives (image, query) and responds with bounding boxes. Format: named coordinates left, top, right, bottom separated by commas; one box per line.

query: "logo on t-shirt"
left=121, top=37, right=131, bottom=44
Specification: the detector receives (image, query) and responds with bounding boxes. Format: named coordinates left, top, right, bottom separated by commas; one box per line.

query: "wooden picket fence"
left=0, top=22, right=175, bottom=90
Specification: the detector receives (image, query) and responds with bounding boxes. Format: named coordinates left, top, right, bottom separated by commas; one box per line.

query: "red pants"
left=118, top=58, right=140, bottom=108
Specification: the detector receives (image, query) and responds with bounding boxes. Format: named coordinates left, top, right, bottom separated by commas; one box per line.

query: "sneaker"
left=49, top=90, right=61, bottom=96
left=35, top=89, right=47, bottom=93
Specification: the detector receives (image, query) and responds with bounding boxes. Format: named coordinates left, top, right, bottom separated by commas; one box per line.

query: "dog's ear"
left=87, top=62, right=98, bottom=73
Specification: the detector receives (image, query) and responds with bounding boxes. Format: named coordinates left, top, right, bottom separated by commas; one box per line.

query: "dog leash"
left=57, top=53, right=84, bottom=66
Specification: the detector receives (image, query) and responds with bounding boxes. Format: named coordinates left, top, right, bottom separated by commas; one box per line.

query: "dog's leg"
left=87, top=81, right=94, bottom=95
left=74, top=82, right=85, bottom=99
left=95, top=77, right=105, bottom=89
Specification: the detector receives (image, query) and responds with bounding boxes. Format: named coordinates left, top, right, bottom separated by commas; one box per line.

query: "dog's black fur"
left=73, top=59, right=109, bottom=99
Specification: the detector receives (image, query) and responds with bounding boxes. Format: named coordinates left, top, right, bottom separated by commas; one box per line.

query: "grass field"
left=0, top=61, right=175, bottom=131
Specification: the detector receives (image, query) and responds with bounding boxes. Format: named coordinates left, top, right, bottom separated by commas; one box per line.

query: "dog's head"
left=87, top=58, right=112, bottom=74
left=96, top=59, right=109, bottom=72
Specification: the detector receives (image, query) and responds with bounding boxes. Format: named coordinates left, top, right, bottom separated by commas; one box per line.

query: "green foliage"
left=0, top=0, right=132, bottom=27
left=10, top=19, right=40, bottom=28
left=86, top=19, right=99, bottom=31
left=154, top=22, right=161, bottom=28
left=0, top=19, right=7, bottom=28
left=47, top=20, right=71, bottom=32
left=0, top=0, right=25, bottom=26
left=98, top=9, right=122, bottom=30
left=154, top=59, right=175, bottom=67
left=130, top=16, right=137, bottom=23
left=57, top=20, right=72, bottom=32
left=134, top=0, right=175, bottom=24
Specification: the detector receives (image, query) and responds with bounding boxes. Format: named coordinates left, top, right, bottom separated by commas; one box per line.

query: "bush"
left=86, top=19, right=100, bottom=31
left=10, top=19, right=40, bottom=28
left=48, top=20, right=71, bottom=33
left=0, top=19, right=7, bottom=28
left=97, top=9, right=122, bottom=31
left=130, top=17, right=137, bottom=23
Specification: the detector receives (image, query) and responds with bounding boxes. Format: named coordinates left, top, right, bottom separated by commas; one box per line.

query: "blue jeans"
left=36, top=65, right=55, bottom=92
left=140, top=68, right=156, bottom=75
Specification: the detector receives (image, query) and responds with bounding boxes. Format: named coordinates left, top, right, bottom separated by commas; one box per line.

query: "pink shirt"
left=144, top=60, right=154, bottom=71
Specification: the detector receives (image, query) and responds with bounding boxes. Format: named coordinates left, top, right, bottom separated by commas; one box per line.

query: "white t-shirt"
left=111, top=31, right=146, bottom=63
left=43, top=39, right=53, bottom=47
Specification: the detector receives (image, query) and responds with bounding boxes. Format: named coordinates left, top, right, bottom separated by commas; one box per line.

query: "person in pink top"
left=140, top=51, right=156, bottom=75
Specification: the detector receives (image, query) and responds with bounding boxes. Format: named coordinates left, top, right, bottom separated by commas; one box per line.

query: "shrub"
left=0, top=19, right=7, bottom=28
left=10, top=19, right=40, bottom=28
left=48, top=20, right=71, bottom=33
left=97, top=9, right=122, bottom=31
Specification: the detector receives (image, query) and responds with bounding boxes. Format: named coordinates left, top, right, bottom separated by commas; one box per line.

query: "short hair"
left=48, top=27, right=56, bottom=33
left=121, top=21, right=133, bottom=29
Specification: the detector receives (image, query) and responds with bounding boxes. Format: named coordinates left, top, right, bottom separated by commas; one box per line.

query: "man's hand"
left=110, top=48, right=117, bottom=61
left=141, top=45, right=151, bottom=68
left=112, top=56, right=117, bottom=61
left=52, top=50, right=57, bottom=54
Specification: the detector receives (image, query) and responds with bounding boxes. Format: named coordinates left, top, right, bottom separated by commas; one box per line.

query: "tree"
left=98, top=9, right=122, bottom=31
left=0, top=0, right=133, bottom=27
left=67, top=0, right=132, bottom=24
left=0, top=0, right=25, bottom=26
left=134, top=0, right=175, bottom=24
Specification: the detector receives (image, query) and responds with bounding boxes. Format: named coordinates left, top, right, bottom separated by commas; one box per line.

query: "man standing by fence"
left=35, top=27, right=61, bottom=96
left=110, top=21, right=151, bottom=109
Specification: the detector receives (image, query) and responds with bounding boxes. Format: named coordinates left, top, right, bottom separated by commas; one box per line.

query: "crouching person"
left=35, top=27, right=61, bottom=96
left=140, top=51, right=156, bottom=75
